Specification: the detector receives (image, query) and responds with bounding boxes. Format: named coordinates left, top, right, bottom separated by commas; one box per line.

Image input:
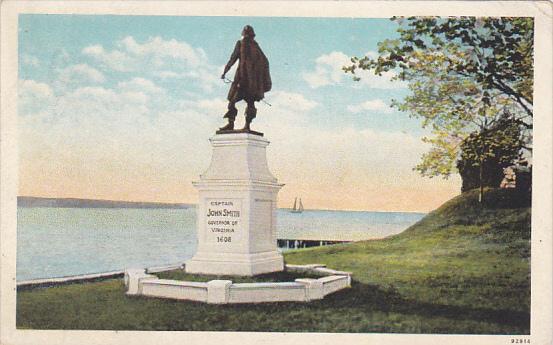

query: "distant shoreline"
left=282, top=207, right=427, bottom=215
left=17, top=196, right=192, bottom=209
left=18, top=196, right=427, bottom=214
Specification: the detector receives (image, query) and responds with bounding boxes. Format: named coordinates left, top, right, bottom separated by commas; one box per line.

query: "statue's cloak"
left=226, top=39, right=272, bottom=102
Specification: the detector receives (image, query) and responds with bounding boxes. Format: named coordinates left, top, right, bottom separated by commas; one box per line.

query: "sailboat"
left=291, top=197, right=304, bottom=213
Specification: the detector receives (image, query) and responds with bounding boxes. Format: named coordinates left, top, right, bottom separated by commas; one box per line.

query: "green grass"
left=17, top=188, right=530, bottom=333
left=155, top=269, right=322, bottom=282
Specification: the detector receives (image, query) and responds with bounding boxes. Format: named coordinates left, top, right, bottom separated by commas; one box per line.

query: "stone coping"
left=143, top=279, right=208, bottom=288
left=125, top=264, right=352, bottom=304
left=230, top=282, right=306, bottom=289
left=18, top=270, right=126, bottom=289
left=17, top=263, right=184, bottom=289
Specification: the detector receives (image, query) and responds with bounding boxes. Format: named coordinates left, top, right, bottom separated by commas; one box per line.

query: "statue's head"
left=242, top=25, right=255, bottom=39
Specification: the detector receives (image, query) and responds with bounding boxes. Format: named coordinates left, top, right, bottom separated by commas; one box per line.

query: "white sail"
left=291, top=197, right=303, bottom=213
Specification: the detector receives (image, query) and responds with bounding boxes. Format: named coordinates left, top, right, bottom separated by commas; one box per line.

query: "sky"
left=18, top=14, right=461, bottom=212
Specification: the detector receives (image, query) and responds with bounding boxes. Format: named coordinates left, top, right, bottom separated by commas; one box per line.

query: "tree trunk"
left=478, top=158, right=484, bottom=204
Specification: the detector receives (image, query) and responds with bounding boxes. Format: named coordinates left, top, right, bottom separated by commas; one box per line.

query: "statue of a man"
left=219, top=25, right=272, bottom=132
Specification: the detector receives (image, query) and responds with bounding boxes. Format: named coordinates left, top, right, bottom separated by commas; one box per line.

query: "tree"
left=456, top=114, right=525, bottom=202
left=344, top=17, right=533, bottom=199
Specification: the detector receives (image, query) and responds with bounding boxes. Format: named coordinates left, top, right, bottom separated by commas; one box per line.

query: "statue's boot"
left=219, top=119, right=235, bottom=131
left=243, top=105, right=257, bottom=131
left=243, top=119, right=251, bottom=131
left=220, top=106, right=237, bottom=131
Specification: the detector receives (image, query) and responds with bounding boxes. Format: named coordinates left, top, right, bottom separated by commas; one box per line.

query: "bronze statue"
left=219, top=25, right=271, bottom=133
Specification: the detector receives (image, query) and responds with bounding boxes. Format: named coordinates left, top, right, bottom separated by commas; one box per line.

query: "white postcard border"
left=1, top=2, right=551, bottom=345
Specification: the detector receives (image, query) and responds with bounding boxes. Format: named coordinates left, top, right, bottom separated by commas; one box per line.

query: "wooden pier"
left=277, top=238, right=352, bottom=250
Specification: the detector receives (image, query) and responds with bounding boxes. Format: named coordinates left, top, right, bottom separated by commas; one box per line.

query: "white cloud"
left=355, top=69, right=407, bottom=89
left=20, top=76, right=169, bottom=127
left=22, top=54, right=40, bottom=67
left=117, top=77, right=164, bottom=95
left=19, top=79, right=54, bottom=115
left=158, top=70, right=180, bottom=79
left=194, top=98, right=228, bottom=113
left=347, top=99, right=393, bottom=114
left=162, top=69, right=221, bottom=93
left=303, top=51, right=348, bottom=88
left=82, top=36, right=220, bottom=92
left=65, top=85, right=154, bottom=116
left=57, top=64, right=106, bottom=85
left=19, top=79, right=53, bottom=99
left=269, top=91, right=319, bottom=111
left=303, top=51, right=406, bottom=89
left=178, top=97, right=228, bottom=120
left=120, top=36, right=206, bottom=67
left=82, top=44, right=134, bottom=72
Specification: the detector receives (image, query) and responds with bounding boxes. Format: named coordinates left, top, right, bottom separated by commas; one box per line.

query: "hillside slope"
left=17, top=188, right=531, bottom=333
left=285, top=188, right=531, bottom=333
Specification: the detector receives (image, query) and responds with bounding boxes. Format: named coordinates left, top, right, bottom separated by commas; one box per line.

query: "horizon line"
left=17, top=195, right=430, bottom=214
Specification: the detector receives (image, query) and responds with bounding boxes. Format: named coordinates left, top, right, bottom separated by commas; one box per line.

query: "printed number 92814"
left=511, top=339, right=530, bottom=344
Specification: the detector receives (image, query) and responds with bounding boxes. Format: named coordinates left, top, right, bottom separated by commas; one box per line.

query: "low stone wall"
left=141, top=279, right=209, bottom=302
left=125, top=264, right=352, bottom=304
left=228, top=282, right=308, bottom=303
left=18, top=270, right=125, bottom=290
left=17, top=263, right=184, bottom=290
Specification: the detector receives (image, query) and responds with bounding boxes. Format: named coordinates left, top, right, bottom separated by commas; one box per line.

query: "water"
left=278, top=209, right=424, bottom=241
left=16, top=207, right=424, bottom=281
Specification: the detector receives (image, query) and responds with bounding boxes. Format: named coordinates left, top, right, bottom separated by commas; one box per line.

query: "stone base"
left=215, top=128, right=264, bottom=136
left=125, top=264, right=352, bottom=304
left=185, top=250, right=284, bottom=276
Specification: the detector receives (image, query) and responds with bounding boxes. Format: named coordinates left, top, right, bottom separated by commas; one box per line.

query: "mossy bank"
left=17, top=188, right=530, bottom=333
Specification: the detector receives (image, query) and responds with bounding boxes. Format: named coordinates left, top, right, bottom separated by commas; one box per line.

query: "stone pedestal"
left=185, top=133, right=284, bottom=276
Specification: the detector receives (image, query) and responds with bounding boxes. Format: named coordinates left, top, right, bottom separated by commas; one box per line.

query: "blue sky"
left=18, top=14, right=460, bottom=212
left=19, top=15, right=420, bottom=132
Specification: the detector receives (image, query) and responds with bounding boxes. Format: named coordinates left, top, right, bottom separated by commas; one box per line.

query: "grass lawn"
left=16, top=188, right=530, bottom=333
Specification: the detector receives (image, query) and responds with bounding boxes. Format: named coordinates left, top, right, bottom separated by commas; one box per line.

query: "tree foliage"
left=457, top=115, right=525, bottom=192
left=344, top=17, right=534, bottom=180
